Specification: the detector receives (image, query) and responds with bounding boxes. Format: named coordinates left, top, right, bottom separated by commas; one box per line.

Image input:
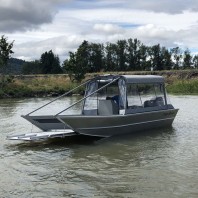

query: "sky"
left=1, top=0, right=198, bottom=63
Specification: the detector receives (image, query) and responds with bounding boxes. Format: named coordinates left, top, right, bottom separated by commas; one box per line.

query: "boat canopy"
left=82, top=74, right=167, bottom=115
left=24, top=74, right=167, bottom=118
left=121, top=75, right=164, bottom=84
left=93, top=74, right=165, bottom=84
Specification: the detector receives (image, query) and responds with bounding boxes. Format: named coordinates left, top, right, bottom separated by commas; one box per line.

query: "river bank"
left=0, top=70, right=198, bottom=98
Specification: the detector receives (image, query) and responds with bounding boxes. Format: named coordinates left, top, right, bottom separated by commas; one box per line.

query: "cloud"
left=0, top=0, right=69, bottom=32
left=93, top=24, right=124, bottom=35
left=13, top=34, right=85, bottom=62
left=87, top=0, right=198, bottom=14
left=60, top=7, right=198, bottom=32
left=2, top=0, right=198, bottom=62
left=125, top=0, right=198, bottom=14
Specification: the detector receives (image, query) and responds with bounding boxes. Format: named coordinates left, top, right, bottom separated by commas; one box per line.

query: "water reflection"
left=0, top=99, right=23, bottom=117
left=6, top=135, right=102, bottom=152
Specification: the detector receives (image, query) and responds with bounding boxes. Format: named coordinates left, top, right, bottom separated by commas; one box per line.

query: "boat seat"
left=98, top=100, right=119, bottom=115
left=144, top=100, right=155, bottom=107
left=144, top=97, right=164, bottom=108
left=154, top=97, right=164, bottom=106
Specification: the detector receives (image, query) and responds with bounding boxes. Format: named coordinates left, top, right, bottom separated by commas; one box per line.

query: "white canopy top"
left=121, top=75, right=164, bottom=84
left=96, top=74, right=164, bottom=84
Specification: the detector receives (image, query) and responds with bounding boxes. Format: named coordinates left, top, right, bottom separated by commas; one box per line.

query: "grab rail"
left=26, top=79, right=92, bottom=116
left=55, top=76, right=121, bottom=116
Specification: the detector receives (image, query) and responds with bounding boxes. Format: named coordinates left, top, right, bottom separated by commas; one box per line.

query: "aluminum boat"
left=8, top=75, right=178, bottom=141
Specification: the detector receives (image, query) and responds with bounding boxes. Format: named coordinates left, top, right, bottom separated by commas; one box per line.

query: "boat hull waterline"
left=57, top=109, right=178, bottom=137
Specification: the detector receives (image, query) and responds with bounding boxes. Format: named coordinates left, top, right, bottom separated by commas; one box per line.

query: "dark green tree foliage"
left=126, top=38, right=141, bottom=71
left=149, top=45, right=174, bottom=70
left=163, top=49, right=173, bottom=70
left=139, top=44, right=149, bottom=70
left=183, top=49, right=192, bottom=69
left=0, top=35, right=14, bottom=70
left=0, top=58, right=25, bottom=74
left=171, top=47, right=183, bottom=69
left=193, top=55, right=198, bottom=68
left=40, top=50, right=62, bottom=74
left=89, top=43, right=104, bottom=72
left=148, top=44, right=165, bottom=71
left=0, top=35, right=14, bottom=88
left=104, top=42, right=117, bottom=71
left=22, top=60, right=41, bottom=74
left=74, top=40, right=90, bottom=81
left=62, top=52, right=76, bottom=79
left=22, top=50, right=62, bottom=74
left=63, top=39, right=197, bottom=81
left=116, top=40, right=127, bottom=71
left=63, top=41, right=90, bottom=82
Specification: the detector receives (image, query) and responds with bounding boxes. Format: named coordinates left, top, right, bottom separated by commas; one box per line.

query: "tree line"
left=1, top=35, right=198, bottom=82
left=62, top=39, right=198, bottom=81
left=23, top=39, right=198, bottom=81
left=22, top=50, right=62, bottom=74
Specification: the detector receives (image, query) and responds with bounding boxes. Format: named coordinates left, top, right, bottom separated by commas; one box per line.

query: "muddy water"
left=0, top=96, right=198, bottom=198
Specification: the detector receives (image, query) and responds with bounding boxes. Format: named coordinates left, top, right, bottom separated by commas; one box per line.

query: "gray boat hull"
left=58, top=108, right=178, bottom=137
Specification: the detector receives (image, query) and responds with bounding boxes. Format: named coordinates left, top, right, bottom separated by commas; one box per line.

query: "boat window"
left=118, top=79, right=126, bottom=109
left=127, top=84, right=142, bottom=108
left=154, top=84, right=165, bottom=101
left=83, top=80, right=121, bottom=114
left=127, top=83, right=165, bottom=109
left=139, top=83, right=165, bottom=108
left=97, top=83, right=119, bottom=100
left=98, top=83, right=121, bottom=106
left=83, top=81, right=98, bottom=111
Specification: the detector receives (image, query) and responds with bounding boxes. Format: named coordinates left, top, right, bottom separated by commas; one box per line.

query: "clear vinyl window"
left=127, top=83, right=165, bottom=109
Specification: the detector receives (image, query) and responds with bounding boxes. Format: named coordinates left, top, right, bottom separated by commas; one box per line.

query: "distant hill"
left=0, top=58, right=26, bottom=74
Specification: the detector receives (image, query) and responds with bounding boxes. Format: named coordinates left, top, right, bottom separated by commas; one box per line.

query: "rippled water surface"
left=0, top=96, right=198, bottom=198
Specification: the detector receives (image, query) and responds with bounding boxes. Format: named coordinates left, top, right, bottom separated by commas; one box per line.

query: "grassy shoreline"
left=0, top=70, right=198, bottom=98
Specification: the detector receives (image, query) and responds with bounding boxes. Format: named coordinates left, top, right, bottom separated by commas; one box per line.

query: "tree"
left=22, top=60, right=41, bottom=74
left=171, top=47, right=182, bottom=69
left=63, top=38, right=197, bottom=75
left=63, top=41, right=90, bottom=82
left=62, top=52, right=77, bottom=80
left=0, top=35, right=14, bottom=88
left=139, top=44, right=150, bottom=70
left=126, top=38, right=141, bottom=71
left=40, top=50, right=62, bottom=74
left=0, top=35, right=14, bottom=71
left=193, top=55, right=198, bottom=68
left=163, top=49, right=173, bottom=70
left=74, top=40, right=90, bottom=81
left=116, top=40, right=127, bottom=71
left=183, top=49, right=192, bottom=69
left=148, top=44, right=164, bottom=70
left=88, top=43, right=104, bottom=72
left=104, top=42, right=117, bottom=71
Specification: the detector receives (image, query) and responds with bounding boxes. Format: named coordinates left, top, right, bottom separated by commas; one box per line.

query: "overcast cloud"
left=0, top=0, right=68, bottom=32
left=0, top=0, right=198, bottom=62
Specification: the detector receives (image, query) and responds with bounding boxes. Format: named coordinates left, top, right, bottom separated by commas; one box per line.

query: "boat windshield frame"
left=82, top=75, right=171, bottom=116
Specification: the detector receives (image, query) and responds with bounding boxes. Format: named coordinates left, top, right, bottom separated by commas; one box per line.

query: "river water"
left=0, top=95, right=198, bottom=198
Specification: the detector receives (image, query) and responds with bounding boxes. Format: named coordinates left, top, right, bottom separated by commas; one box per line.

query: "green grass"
left=167, top=79, right=198, bottom=94
left=0, top=72, right=198, bottom=98
left=1, top=75, right=84, bottom=98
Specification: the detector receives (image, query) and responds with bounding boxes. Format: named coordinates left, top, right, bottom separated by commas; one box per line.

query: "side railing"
left=26, top=79, right=91, bottom=116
